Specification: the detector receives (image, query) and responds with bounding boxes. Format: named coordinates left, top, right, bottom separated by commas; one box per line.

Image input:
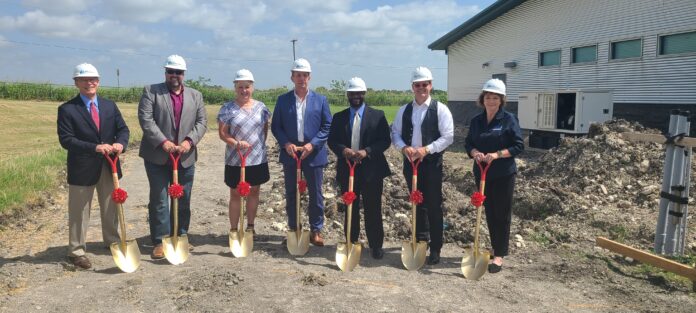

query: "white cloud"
left=0, top=10, right=163, bottom=47
left=278, top=0, right=353, bottom=14
left=103, top=0, right=194, bottom=23
left=21, top=0, right=92, bottom=15
left=0, top=35, right=10, bottom=47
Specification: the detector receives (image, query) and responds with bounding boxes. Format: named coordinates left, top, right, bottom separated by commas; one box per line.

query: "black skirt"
left=224, top=163, right=270, bottom=188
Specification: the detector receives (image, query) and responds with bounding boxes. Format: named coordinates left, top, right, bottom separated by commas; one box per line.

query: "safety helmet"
left=411, top=66, right=433, bottom=82
left=291, top=58, right=311, bottom=72
left=482, top=78, right=506, bottom=96
left=164, top=54, right=187, bottom=71
left=346, top=77, right=367, bottom=92
left=73, top=63, right=99, bottom=78
left=234, top=69, right=255, bottom=82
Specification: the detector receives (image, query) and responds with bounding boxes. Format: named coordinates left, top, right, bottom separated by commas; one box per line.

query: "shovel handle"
left=103, top=152, right=119, bottom=174
left=236, top=145, right=252, bottom=168
left=407, top=156, right=422, bottom=176
left=476, top=160, right=492, bottom=182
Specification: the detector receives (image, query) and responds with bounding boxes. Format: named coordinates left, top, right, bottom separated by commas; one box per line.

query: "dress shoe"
left=371, top=247, right=384, bottom=259
left=68, top=255, right=92, bottom=269
left=309, top=231, right=324, bottom=246
left=151, top=244, right=165, bottom=259
left=488, top=263, right=503, bottom=273
left=427, top=252, right=440, bottom=265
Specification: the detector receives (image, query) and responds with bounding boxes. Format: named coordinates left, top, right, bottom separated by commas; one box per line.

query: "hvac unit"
left=518, top=90, right=613, bottom=148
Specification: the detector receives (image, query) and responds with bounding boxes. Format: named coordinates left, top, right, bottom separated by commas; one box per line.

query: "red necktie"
left=90, top=101, right=100, bottom=131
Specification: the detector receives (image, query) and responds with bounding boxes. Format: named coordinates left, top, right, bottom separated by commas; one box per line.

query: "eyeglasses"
left=413, top=82, right=430, bottom=88
left=76, top=77, right=99, bottom=83
left=166, top=69, right=184, bottom=75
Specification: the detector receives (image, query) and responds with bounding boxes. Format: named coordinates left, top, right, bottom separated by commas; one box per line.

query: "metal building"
left=429, top=0, right=696, bottom=133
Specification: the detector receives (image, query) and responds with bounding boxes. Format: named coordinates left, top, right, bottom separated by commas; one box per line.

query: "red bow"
left=471, top=191, right=486, bottom=207
left=298, top=180, right=307, bottom=194
left=410, top=190, right=424, bottom=205
left=342, top=191, right=356, bottom=205
left=168, top=184, right=184, bottom=199
left=237, top=181, right=251, bottom=197
left=111, top=188, right=128, bottom=204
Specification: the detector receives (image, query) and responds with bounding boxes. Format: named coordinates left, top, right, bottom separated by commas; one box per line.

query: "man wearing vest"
left=391, top=66, right=454, bottom=265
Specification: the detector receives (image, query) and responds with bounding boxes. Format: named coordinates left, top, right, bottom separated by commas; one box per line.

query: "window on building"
left=571, top=45, right=597, bottom=63
left=611, top=39, right=642, bottom=60
left=659, top=31, right=696, bottom=55
left=539, top=50, right=561, bottom=66
left=492, top=73, right=506, bottom=84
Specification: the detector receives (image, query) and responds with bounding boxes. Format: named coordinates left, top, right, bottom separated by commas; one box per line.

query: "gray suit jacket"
left=138, top=83, right=207, bottom=168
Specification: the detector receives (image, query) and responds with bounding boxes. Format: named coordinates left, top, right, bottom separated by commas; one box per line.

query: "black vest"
left=402, top=99, right=443, bottom=163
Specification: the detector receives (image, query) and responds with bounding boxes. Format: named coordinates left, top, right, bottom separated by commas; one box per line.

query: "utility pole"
left=291, top=39, right=297, bottom=60
left=116, top=68, right=120, bottom=89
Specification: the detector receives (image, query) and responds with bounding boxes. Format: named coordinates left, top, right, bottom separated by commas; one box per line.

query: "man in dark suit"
left=271, top=58, right=332, bottom=246
left=328, top=77, right=391, bottom=259
left=57, top=63, right=130, bottom=269
left=138, top=54, right=208, bottom=259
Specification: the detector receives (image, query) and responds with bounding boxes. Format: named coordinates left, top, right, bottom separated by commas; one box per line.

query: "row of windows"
left=538, top=30, right=696, bottom=66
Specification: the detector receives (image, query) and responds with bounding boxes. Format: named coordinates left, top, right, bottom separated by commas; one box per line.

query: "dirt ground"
left=1, top=121, right=695, bottom=313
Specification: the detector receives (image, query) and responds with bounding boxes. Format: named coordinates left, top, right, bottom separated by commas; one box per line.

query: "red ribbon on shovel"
left=236, top=146, right=252, bottom=197
left=342, top=159, right=358, bottom=205
left=471, top=160, right=492, bottom=206
left=104, top=153, right=128, bottom=204
left=168, top=153, right=184, bottom=198
left=408, top=158, right=423, bottom=205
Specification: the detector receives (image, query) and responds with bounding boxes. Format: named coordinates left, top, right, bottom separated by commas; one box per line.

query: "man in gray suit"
left=138, top=54, right=207, bottom=259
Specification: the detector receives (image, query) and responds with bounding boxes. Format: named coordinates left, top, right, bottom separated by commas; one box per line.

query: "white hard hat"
left=164, top=54, right=187, bottom=71
left=234, top=69, right=255, bottom=82
left=346, top=77, right=367, bottom=92
left=73, top=63, right=99, bottom=78
left=482, top=78, right=506, bottom=96
left=291, top=58, right=311, bottom=72
left=411, top=66, right=433, bottom=82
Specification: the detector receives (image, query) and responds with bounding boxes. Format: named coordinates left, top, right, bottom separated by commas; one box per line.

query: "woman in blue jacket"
left=464, top=79, right=524, bottom=273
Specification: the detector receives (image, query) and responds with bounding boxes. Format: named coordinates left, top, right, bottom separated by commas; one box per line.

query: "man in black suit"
left=57, top=63, right=130, bottom=269
left=328, top=77, right=391, bottom=259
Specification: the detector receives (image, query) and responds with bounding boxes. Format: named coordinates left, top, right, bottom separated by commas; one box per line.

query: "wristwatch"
left=424, top=146, right=430, bottom=154
left=497, top=150, right=504, bottom=158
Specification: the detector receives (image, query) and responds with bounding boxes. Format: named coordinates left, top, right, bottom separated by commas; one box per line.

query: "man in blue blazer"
left=271, top=58, right=332, bottom=246
left=57, top=63, right=130, bottom=269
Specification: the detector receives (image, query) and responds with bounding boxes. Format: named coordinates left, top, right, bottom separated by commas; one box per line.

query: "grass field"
left=0, top=99, right=400, bottom=214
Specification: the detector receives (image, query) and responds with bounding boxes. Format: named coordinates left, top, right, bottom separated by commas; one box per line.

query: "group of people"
left=57, top=55, right=523, bottom=274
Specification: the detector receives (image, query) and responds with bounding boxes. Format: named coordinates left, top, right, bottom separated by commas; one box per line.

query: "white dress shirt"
left=295, top=91, right=307, bottom=142
left=391, top=96, right=454, bottom=154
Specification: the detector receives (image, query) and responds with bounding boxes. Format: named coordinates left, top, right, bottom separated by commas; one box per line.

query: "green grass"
left=0, top=148, right=66, bottom=211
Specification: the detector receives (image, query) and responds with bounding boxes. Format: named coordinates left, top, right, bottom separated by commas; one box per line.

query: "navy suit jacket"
left=328, top=105, right=391, bottom=183
left=271, top=90, right=332, bottom=167
left=57, top=94, right=129, bottom=186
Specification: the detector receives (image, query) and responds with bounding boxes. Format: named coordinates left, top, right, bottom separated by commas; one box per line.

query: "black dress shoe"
left=488, top=263, right=503, bottom=273
left=371, top=248, right=384, bottom=259
left=427, top=252, right=440, bottom=265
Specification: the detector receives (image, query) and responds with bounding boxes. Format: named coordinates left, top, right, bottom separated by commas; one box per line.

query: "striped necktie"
left=90, top=101, right=100, bottom=131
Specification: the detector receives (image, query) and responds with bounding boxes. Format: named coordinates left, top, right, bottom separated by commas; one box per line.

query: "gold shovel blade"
left=110, top=240, right=141, bottom=273
left=229, top=230, right=254, bottom=258
left=461, top=247, right=490, bottom=280
left=401, top=240, right=428, bottom=271
left=162, top=234, right=189, bottom=265
left=286, top=230, right=310, bottom=256
left=336, top=241, right=362, bottom=272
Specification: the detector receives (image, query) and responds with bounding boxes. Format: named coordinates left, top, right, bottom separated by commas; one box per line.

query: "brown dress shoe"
left=151, top=244, right=165, bottom=259
left=309, top=231, right=324, bottom=247
left=68, top=255, right=92, bottom=269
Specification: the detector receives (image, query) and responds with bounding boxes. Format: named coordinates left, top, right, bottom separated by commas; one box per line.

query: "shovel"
left=336, top=159, right=362, bottom=272
left=104, top=153, right=141, bottom=273
left=286, top=151, right=310, bottom=256
left=229, top=146, right=254, bottom=257
left=401, top=157, right=428, bottom=271
left=461, top=160, right=493, bottom=280
left=162, top=152, right=189, bottom=265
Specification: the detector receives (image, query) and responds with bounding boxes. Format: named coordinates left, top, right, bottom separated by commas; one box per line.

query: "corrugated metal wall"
left=446, top=0, right=696, bottom=104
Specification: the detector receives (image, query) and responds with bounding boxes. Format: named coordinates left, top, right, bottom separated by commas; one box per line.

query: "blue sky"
left=0, top=0, right=495, bottom=90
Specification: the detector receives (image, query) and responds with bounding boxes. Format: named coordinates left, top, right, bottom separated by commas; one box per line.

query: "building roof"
left=428, top=0, right=526, bottom=51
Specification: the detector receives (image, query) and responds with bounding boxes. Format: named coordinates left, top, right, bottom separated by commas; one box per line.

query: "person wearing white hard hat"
left=57, top=63, right=130, bottom=269
left=271, top=58, right=332, bottom=246
left=465, top=78, right=524, bottom=273
left=138, top=54, right=208, bottom=259
left=217, top=69, right=271, bottom=233
left=328, top=77, right=391, bottom=259
left=391, top=66, right=454, bottom=265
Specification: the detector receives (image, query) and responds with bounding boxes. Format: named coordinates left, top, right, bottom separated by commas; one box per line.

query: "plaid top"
left=217, top=100, right=271, bottom=166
